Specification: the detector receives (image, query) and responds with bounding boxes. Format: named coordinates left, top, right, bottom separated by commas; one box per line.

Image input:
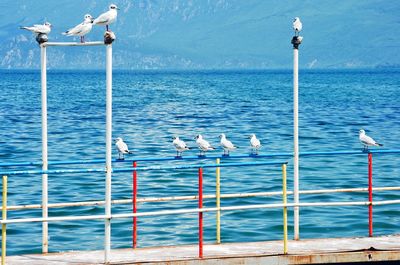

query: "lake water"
left=0, top=69, right=399, bottom=255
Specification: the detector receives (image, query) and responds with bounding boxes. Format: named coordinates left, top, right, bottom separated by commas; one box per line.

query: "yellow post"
left=282, top=164, right=288, bottom=254
left=216, top=158, right=221, bottom=244
left=2, top=175, right=7, bottom=265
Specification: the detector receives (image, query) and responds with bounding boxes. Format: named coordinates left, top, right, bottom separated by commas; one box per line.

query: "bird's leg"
left=363, top=145, right=369, bottom=152
left=106, top=25, right=109, bottom=31
left=80, top=36, right=84, bottom=43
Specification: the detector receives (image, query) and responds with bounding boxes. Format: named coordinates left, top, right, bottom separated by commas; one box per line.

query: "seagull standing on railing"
left=93, top=4, right=119, bottom=31
left=115, top=137, right=133, bottom=160
left=20, top=22, right=52, bottom=35
left=195, top=134, right=215, bottom=156
left=219, top=133, right=237, bottom=156
left=249, top=134, right=262, bottom=155
left=62, top=14, right=94, bottom=43
left=359, top=129, right=383, bottom=151
left=172, top=136, right=190, bottom=157
left=293, top=17, right=302, bottom=36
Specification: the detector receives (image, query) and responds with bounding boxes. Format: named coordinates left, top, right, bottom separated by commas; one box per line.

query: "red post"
left=368, top=153, right=373, bottom=237
left=133, top=161, right=138, bottom=248
left=198, top=167, right=203, bottom=258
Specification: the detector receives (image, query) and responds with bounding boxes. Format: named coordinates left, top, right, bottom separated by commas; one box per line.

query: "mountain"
left=1, top=0, right=399, bottom=69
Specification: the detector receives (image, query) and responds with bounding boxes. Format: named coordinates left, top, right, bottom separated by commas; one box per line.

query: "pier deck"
left=5, top=234, right=400, bottom=264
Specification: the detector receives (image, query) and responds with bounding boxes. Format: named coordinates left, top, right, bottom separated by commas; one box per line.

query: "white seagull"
left=219, top=133, right=237, bottom=156
left=62, top=14, right=94, bottom=43
left=115, top=137, right=133, bottom=159
left=249, top=134, right=262, bottom=155
left=172, top=136, right=190, bottom=157
left=359, top=129, right=383, bottom=151
left=20, top=22, right=52, bottom=35
left=195, top=134, right=215, bottom=156
left=93, top=4, right=119, bottom=31
left=293, top=17, right=302, bottom=36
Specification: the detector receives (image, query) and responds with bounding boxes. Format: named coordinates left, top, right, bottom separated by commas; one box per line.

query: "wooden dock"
left=4, top=234, right=400, bottom=264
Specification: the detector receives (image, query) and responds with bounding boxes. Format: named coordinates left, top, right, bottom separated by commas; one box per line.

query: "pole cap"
left=36, top=33, right=48, bottom=44
left=291, top=36, right=303, bottom=49
left=104, top=31, right=116, bottom=44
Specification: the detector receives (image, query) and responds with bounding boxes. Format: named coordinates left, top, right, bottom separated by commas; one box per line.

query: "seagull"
left=195, top=134, right=215, bottom=156
left=249, top=134, right=261, bottom=155
left=172, top=136, right=190, bottom=157
left=20, top=22, right=52, bottom=35
left=219, top=134, right=237, bottom=156
left=93, top=4, right=119, bottom=31
left=62, top=14, right=94, bottom=43
left=115, top=137, right=133, bottom=160
left=293, top=17, right=302, bottom=36
left=359, top=129, right=383, bottom=151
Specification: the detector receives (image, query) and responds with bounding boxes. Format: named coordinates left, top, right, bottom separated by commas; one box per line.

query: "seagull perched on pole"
left=93, top=4, right=119, bottom=31
left=172, top=136, right=190, bottom=157
left=20, top=22, right=52, bottom=35
left=249, top=134, right=262, bottom=155
left=359, top=129, right=383, bottom=151
left=293, top=17, right=302, bottom=36
left=62, top=14, right=94, bottom=43
left=115, top=137, right=133, bottom=160
left=195, top=134, right=215, bottom=156
left=219, top=134, right=237, bottom=156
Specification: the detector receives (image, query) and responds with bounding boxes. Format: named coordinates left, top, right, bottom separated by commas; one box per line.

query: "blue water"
left=0, top=69, right=399, bottom=255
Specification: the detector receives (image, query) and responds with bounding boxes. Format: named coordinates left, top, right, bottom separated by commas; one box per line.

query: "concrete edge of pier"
left=5, top=234, right=400, bottom=264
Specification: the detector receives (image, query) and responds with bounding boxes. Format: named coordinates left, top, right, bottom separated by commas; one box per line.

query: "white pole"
left=104, top=43, right=112, bottom=263
left=293, top=41, right=300, bottom=240
left=40, top=45, right=49, bottom=253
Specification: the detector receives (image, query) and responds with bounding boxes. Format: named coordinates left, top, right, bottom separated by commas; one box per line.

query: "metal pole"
left=40, top=45, right=49, bottom=253
left=282, top=164, right=288, bottom=254
left=216, top=158, right=221, bottom=244
left=104, top=43, right=113, bottom=263
left=292, top=35, right=301, bottom=240
left=2, top=176, right=7, bottom=265
left=133, top=161, right=137, bottom=248
left=198, top=167, right=203, bottom=258
left=368, top=153, right=373, bottom=237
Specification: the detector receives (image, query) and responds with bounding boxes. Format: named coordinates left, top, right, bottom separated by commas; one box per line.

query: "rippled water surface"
left=0, top=69, right=399, bottom=254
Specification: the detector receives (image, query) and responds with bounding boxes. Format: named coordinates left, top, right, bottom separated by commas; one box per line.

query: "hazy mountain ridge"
left=0, top=0, right=399, bottom=69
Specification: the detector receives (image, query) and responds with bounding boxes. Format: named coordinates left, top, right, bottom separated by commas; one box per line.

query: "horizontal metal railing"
left=0, top=161, right=282, bottom=175
left=4, top=186, right=400, bottom=211
left=3, top=200, right=400, bottom=225
left=1, top=149, right=399, bottom=168
left=42, top=41, right=105, bottom=47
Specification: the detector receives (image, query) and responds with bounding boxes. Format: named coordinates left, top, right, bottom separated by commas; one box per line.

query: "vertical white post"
left=293, top=41, right=300, bottom=240
left=40, top=45, right=49, bottom=253
left=104, top=43, right=112, bottom=263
